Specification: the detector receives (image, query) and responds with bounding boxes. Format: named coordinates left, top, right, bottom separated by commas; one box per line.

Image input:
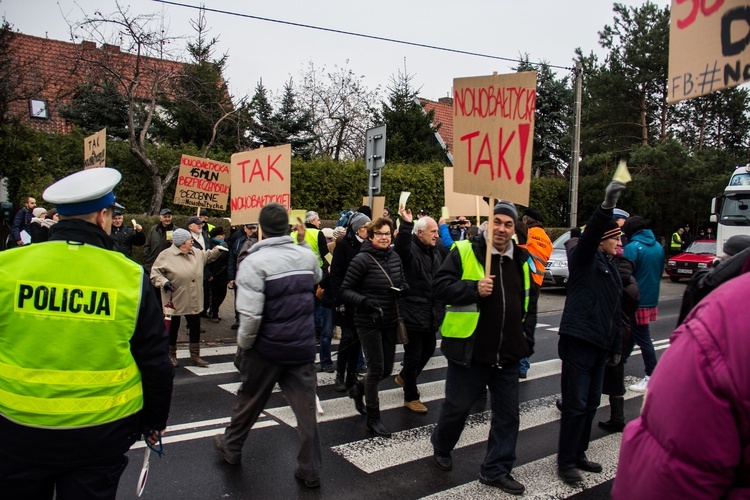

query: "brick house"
left=420, top=96, right=454, bottom=162
left=7, top=32, right=185, bottom=134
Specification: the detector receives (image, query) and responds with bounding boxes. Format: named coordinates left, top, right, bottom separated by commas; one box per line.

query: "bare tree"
left=66, top=2, right=184, bottom=214
left=300, top=62, right=379, bottom=160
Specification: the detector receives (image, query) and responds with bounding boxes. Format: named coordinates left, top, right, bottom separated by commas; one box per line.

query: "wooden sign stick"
left=485, top=197, right=494, bottom=278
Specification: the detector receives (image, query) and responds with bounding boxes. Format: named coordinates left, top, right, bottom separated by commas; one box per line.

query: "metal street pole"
left=569, top=62, right=582, bottom=228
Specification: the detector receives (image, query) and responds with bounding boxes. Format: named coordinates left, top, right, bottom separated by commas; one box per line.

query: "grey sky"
left=3, top=0, right=671, bottom=102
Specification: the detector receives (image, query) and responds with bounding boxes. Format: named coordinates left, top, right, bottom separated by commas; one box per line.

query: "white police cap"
left=43, top=168, right=123, bottom=216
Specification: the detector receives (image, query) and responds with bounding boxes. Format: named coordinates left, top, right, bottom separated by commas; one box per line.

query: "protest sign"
left=363, top=196, right=385, bottom=220
left=443, top=167, right=489, bottom=218
left=669, top=0, right=750, bottom=103
left=173, top=155, right=231, bottom=210
left=84, top=128, right=106, bottom=169
left=230, top=145, right=291, bottom=225
left=452, top=71, right=536, bottom=206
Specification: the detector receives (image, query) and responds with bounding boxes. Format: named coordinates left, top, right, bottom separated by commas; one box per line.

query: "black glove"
left=607, top=353, right=622, bottom=366
left=603, top=180, right=626, bottom=209
left=163, top=282, right=173, bottom=292
left=363, top=300, right=383, bottom=319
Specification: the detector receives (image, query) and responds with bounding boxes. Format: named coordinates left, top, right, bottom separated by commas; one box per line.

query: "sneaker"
left=357, top=366, right=367, bottom=375
left=404, top=400, right=428, bottom=413
left=294, top=467, right=320, bottom=488
left=479, top=474, right=525, bottom=495
left=213, top=434, right=241, bottom=465
left=628, top=375, right=650, bottom=393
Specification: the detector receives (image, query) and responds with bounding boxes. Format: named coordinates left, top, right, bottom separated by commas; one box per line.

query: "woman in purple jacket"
left=613, top=271, right=750, bottom=498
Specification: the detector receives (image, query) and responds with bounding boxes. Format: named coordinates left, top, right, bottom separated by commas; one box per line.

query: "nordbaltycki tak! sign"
left=173, top=155, right=231, bottom=210
left=452, top=71, right=536, bottom=207
left=230, top=144, right=292, bottom=225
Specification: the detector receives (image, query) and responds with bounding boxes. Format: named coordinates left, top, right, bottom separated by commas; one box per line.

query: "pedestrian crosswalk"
left=157, top=329, right=671, bottom=498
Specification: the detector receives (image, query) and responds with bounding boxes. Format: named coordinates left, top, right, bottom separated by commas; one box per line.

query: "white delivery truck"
left=710, top=164, right=750, bottom=256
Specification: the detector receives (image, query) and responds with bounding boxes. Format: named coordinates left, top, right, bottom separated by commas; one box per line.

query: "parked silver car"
left=542, top=230, right=571, bottom=288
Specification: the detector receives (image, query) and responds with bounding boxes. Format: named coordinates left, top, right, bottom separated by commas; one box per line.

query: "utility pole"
left=365, top=125, right=386, bottom=208
left=569, top=62, right=582, bottom=228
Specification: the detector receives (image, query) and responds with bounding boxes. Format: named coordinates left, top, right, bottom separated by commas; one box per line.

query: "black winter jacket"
left=394, top=219, right=447, bottom=331
left=330, top=230, right=363, bottom=327
left=341, top=240, right=407, bottom=328
left=435, top=235, right=538, bottom=367
left=110, top=224, right=146, bottom=257
left=559, top=206, right=623, bottom=353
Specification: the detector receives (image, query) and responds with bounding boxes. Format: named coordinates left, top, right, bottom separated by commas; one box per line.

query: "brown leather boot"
left=189, top=342, right=209, bottom=367
left=169, top=345, right=179, bottom=367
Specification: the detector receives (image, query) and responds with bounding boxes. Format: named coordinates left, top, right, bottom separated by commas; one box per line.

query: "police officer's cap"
left=43, top=168, right=124, bottom=216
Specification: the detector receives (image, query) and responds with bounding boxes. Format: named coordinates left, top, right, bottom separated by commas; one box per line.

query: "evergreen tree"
left=378, top=70, right=447, bottom=164
left=515, top=57, right=573, bottom=177
left=246, top=80, right=276, bottom=149
left=154, top=9, right=239, bottom=154
left=270, top=79, right=317, bottom=159
left=58, top=79, right=129, bottom=138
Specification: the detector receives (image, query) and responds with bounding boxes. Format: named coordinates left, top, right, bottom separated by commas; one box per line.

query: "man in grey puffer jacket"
left=213, top=203, right=323, bottom=489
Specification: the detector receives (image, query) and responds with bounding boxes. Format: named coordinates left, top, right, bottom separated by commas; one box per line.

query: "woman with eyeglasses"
left=341, top=217, right=407, bottom=437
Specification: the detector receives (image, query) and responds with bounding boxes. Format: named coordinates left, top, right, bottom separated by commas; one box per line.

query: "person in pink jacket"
left=612, top=271, right=750, bottom=498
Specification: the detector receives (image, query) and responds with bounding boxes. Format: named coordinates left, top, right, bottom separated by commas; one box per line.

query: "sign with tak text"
left=84, top=128, right=106, bottom=169
left=669, top=0, right=750, bottom=103
left=453, top=71, right=536, bottom=206
left=173, top=155, right=231, bottom=210
left=443, top=167, right=489, bottom=219
left=230, top=144, right=291, bottom=225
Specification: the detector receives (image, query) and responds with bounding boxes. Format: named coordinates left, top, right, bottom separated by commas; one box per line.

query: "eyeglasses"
left=374, top=231, right=391, bottom=238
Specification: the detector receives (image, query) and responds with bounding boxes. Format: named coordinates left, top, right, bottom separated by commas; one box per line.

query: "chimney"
left=102, top=44, right=121, bottom=54
left=81, top=41, right=96, bottom=51
left=438, top=97, right=453, bottom=106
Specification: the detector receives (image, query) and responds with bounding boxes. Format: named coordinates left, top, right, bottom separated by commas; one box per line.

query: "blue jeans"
left=518, top=357, right=530, bottom=374
left=431, top=360, right=520, bottom=480
left=318, top=307, right=334, bottom=368
left=557, top=335, right=608, bottom=469
left=630, top=320, right=657, bottom=376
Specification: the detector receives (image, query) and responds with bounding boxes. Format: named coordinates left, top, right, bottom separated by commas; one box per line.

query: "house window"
left=29, top=99, right=49, bottom=119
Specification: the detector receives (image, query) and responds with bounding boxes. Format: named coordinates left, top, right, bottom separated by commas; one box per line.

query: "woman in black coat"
left=341, top=217, right=407, bottom=437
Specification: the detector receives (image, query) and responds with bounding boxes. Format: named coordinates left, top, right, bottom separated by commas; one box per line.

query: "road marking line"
left=129, top=419, right=278, bottom=450
left=422, top=433, right=622, bottom=499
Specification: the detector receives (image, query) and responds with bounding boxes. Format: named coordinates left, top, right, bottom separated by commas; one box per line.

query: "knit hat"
left=332, top=226, right=346, bottom=239
left=622, top=216, right=647, bottom=240
left=172, top=228, right=191, bottom=247
left=601, top=220, right=621, bottom=241
left=209, top=226, right=224, bottom=238
left=612, top=208, right=630, bottom=220
left=32, top=207, right=47, bottom=218
left=524, top=207, right=544, bottom=223
left=348, top=212, right=371, bottom=233
left=723, top=235, right=750, bottom=256
left=259, top=203, right=289, bottom=237
left=357, top=205, right=372, bottom=219
left=199, top=208, right=208, bottom=216
left=321, top=227, right=334, bottom=239
left=493, top=201, right=518, bottom=224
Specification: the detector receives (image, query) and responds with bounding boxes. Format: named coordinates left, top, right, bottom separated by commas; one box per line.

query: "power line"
left=153, top=0, right=573, bottom=72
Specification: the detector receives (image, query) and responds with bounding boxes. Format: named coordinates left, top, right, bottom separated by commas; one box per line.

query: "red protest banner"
left=452, top=71, right=537, bottom=207
left=230, top=144, right=291, bottom=225
left=173, top=154, right=231, bottom=210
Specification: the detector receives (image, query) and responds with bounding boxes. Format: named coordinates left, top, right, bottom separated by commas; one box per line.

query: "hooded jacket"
left=623, top=229, right=664, bottom=308
left=613, top=272, right=750, bottom=498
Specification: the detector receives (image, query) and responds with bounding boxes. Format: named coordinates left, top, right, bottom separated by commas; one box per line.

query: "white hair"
left=413, top=216, right=436, bottom=234
left=305, top=211, right=319, bottom=223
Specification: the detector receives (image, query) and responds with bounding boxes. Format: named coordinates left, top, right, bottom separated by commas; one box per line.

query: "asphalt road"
left=117, top=279, right=687, bottom=499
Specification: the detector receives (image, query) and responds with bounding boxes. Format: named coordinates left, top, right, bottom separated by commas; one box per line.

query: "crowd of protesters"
left=4, top=183, right=749, bottom=497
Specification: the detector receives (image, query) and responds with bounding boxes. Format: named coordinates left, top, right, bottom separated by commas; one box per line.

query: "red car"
left=666, top=239, right=716, bottom=282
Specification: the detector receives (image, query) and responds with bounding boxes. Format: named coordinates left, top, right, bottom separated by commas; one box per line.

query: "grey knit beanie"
left=493, top=201, right=518, bottom=224
left=172, top=228, right=192, bottom=247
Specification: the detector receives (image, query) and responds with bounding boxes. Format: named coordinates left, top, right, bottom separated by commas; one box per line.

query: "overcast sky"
left=3, top=0, right=671, bottom=103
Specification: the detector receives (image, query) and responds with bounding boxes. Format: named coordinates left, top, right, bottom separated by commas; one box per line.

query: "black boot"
left=348, top=380, right=366, bottom=415
left=365, top=405, right=391, bottom=438
left=334, top=373, right=347, bottom=392
left=598, top=396, right=625, bottom=432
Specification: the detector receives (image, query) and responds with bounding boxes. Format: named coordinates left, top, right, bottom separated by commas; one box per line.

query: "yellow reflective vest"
left=0, top=241, right=144, bottom=428
left=291, top=227, right=323, bottom=266
left=440, top=240, right=530, bottom=339
left=671, top=232, right=682, bottom=249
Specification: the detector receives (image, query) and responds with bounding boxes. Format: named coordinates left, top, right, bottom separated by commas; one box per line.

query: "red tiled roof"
left=420, top=97, right=453, bottom=154
left=8, top=33, right=185, bottom=134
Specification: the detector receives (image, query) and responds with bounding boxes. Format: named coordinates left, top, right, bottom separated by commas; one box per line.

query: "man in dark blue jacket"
left=557, top=181, right=625, bottom=485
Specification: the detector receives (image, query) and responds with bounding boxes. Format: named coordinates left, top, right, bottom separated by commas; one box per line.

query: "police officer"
left=0, top=168, right=174, bottom=500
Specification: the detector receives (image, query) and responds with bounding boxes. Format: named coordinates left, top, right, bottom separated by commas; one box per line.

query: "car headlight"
left=697, top=262, right=708, bottom=268
left=667, top=260, right=676, bottom=266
